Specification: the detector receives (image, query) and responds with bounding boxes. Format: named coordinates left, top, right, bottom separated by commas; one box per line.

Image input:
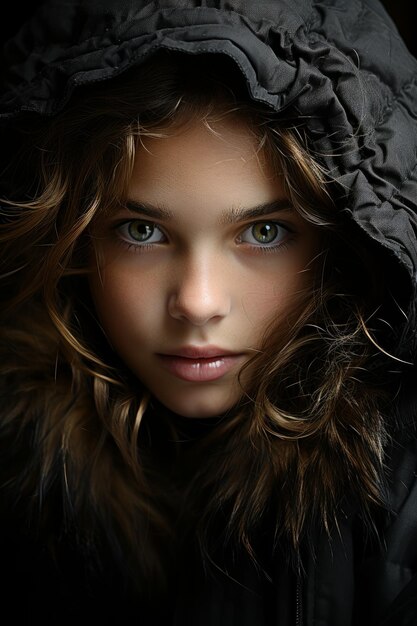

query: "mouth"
left=157, top=346, right=245, bottom=382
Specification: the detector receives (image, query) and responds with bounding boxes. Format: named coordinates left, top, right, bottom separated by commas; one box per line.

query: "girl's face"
left=89, top=116, right=321, bottom=418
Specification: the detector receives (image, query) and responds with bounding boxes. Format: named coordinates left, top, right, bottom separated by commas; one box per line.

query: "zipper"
left=296, top=575, right=303, bottom=626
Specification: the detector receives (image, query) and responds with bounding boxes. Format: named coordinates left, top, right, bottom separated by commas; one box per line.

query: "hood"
left=1, top=0, right=417, bottom=282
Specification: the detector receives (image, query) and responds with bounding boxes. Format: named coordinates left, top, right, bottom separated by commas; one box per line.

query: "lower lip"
left=157, top=354, right=243, bottom=382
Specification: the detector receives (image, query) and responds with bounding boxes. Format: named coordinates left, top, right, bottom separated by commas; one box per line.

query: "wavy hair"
left=0, top=52, right=403, bottom=593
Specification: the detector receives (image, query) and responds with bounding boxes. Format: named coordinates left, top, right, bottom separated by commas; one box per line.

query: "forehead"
left=127, top=116, right=284, bottom=216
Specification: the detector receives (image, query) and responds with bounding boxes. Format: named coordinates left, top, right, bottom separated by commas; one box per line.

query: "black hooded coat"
left=1, top=1, right=417, bottom=625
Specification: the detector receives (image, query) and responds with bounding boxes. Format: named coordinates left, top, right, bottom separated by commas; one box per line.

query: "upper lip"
left=159, top=345, right=240, bottom=359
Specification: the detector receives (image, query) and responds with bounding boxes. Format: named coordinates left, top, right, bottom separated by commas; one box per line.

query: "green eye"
left=116, top=220, right=165, bottom=245
left=251, top=222, right=279, bottom=244
left=128, top=222, right=155, bottom=241
left=240, top=221, right=288, bottom=246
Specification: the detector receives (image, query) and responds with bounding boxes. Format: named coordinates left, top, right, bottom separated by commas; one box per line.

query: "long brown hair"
left=0, top=51, right=401, bottom=593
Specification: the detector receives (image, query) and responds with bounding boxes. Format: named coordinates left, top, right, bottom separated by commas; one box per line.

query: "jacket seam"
left=376, top=77, right=417, bottom=128
left=387, top=150, right=417, bottom=203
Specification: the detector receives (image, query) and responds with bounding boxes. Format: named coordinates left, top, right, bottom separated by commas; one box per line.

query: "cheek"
left=239, top=263, right=311, bottom=327
left=89, top=265, right=161, bottom=345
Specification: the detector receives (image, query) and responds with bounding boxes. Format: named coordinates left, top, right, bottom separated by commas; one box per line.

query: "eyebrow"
left=124, top=199, right=294, bottom=224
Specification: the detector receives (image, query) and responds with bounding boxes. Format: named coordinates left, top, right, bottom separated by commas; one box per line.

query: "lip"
left=161, top=345, right=239, bottom=359
left=157, top=346, right=244, bottom=382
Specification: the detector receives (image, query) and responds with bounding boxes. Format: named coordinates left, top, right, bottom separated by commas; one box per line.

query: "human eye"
left=115, top=220, right=166, bottom=247
left=237, top=221, right=293, bottom=250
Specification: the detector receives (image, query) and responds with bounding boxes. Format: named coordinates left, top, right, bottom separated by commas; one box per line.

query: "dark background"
left=0, top=1, right=416, bottom=81
left=381, top=0, right=416, bottom=57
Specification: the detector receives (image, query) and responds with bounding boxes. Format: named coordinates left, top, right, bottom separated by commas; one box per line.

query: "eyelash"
left=113, top=219, right=295, bottom=254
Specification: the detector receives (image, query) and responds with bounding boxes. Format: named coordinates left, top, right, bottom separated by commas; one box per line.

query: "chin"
left=156, top=392, right=238, bottom=419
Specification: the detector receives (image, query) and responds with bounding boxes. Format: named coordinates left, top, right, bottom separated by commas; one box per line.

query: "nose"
left=168, top=253, right=231, bottom=326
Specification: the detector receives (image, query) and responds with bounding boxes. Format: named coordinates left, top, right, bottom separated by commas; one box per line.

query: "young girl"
left=1, top=1, right=416, bottom=624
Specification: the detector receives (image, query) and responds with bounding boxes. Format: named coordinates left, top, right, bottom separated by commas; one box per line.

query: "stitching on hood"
left=387, top=153, right=417, bottom=204
left=377, top=77, right=417, bottom=127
